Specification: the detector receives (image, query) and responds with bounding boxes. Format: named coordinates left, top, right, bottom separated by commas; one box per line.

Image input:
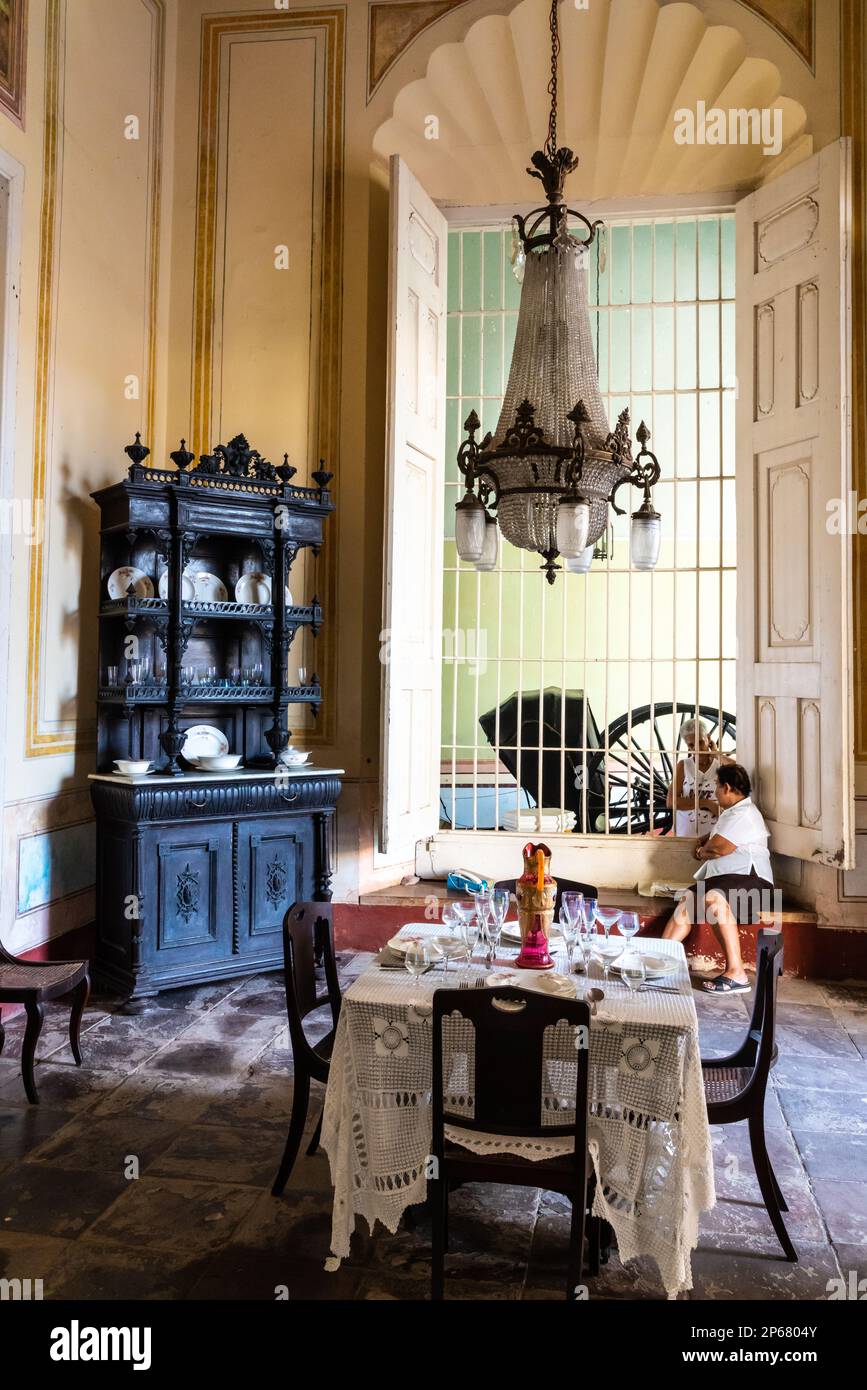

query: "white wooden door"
left=379, top=157, right=447, bottom=859
left=736, top=139, right=854, bottom=867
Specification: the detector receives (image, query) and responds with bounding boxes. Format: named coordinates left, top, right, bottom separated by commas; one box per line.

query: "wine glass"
left=442, top=902, right=461, bottom=938
left=561, top=891, right=584, bottom=930
left=461, top=912, right=481, bottom=968
left=558, top=908, right=579, bottom=975
left=473, top=892, right=493, bottom=961
left=433, top=931, right=463, bottom=980
left=593, top=906, right=620, bottom=980
left=619, top=950, right=646, bottom=993
left=487, top=888, right=509, bottom=965
left=618, top=910, right=640, bottom=949
left=404, top=940, right=430, bottom=999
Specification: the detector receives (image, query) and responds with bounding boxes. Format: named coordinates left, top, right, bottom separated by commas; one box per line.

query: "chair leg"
left=68, top=974, right=91, bottom=1066
left=0, top=1010, right=5, bottom=1058
left=431, top=1178, right=446, bottom=1300
left=567, top=1184, right=588, bottom=1300
left=767, top=1158, right=788, bottom=1212
left=271, top=1071, right=310, bottom=1196
left=22, top=1001, right=45, bottom=1105
left=588, top=1215, right=601, bottom=1277
left=748, top=1112, right=797, bottom=1261
left=306, top=1109, right=323, bottom=1156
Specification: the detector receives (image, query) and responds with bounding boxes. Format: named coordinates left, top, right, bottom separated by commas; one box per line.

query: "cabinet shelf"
left=99, top=598, right=323, bottom=628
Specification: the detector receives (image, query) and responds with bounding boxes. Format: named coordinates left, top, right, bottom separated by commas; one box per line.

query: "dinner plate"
left=158, top=569, right=196, bottom=602
left=501, top=922, right=563, bottom=944
left=181, top=725, right=230, bottom=763
left=535, top=973, right=577, bottom=997
left=235, top=572, right=271, bottom=605
left=609, top=952, right=678, bottom=981
left=192, top=572, right=228, bottom=603
left=107, top=566, right=154, bottom=601
left=386, top=933, right=442, bottom=957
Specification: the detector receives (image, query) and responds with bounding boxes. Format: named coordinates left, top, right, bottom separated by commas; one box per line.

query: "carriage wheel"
left=586, top=702, right=737, bottom=835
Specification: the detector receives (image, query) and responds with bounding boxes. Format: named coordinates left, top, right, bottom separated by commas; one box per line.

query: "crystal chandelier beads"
left=453, top=0, right=663, bottom=584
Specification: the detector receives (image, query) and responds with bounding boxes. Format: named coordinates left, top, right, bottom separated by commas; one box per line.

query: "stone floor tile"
left=43, top=1239, right=209, bottom=1300
left=149, top=1122, right=281, bottom=1187
left=85, top=1176, right=261, bottom=1255
left=27, top=1111, right=180, bottom=1176
left=810, top=1179, right=867, bottom=1245
left=688, top=1242, right=841, bottom=1299
left=0, top=1163, right=129, bottom=1237
left=792, top=1129, right=867, bottom=1184
left=778, top=1086, right=867, bottom=1136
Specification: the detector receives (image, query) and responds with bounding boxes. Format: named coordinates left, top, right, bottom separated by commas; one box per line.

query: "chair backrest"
left=280, top=902, right=341, bottom=1062
left=744, top=932, right=784, bottom=1094
left=748, top=926, right=783, bottom=1044
left=432, top=987, right=590, bottom=1163
left=494, top=877, right=599, bottom=919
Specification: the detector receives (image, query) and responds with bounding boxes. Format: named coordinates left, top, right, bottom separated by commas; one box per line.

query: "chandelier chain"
left=545, top=0, right=560, bottom=158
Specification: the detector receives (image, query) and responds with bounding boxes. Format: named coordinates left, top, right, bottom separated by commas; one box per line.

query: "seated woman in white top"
left=661, top=763, right=775, bottom=995
left=666, top=717, right=733, bottom=837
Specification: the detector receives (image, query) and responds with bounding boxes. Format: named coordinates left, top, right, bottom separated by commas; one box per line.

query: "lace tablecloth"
left=322, top=927, right=715, bottom=1297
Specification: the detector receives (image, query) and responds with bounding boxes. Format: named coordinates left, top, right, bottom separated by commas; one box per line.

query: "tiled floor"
left=1, top=957, right=865, bottom=1301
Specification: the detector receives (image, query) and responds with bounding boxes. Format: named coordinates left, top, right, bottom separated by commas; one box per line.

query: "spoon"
left=585, top=987, right=605, bottom=1018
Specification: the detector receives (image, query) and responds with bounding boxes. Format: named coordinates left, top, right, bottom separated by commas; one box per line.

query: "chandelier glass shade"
left=453, top=0, right=663, bottom=584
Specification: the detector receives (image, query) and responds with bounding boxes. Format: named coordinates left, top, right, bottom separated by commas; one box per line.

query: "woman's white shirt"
left=693, top=796, right=774, bottom=884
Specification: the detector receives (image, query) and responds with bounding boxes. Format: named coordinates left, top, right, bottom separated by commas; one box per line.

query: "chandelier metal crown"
left=454, top=0, right=662, bottom=583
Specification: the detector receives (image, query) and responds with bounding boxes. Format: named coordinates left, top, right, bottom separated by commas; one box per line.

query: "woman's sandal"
left=702, top=975, right=750, bottom=994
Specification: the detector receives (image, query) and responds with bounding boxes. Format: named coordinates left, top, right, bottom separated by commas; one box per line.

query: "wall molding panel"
left=190, top=8, right=346, bottom=747
left=25, top=0, right=167, bottom=759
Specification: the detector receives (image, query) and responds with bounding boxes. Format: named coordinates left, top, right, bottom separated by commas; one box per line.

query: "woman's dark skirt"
left=678, top=870, right=776, bottom=925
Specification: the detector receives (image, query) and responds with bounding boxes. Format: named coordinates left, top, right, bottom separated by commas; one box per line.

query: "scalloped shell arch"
left=372, top=0, right=811, bottom=201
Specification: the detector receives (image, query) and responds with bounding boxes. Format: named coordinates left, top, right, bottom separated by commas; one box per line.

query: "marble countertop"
left=89, top=767, right=345, bottom=786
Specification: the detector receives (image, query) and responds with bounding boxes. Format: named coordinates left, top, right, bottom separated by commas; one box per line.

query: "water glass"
left=487, top=888, right=509, bottom=964
left=442, top=902, right=461, bottom=937
left=618, top=911, right=640, bottom=947
left=619, top=951, right=646, bottom=993
left=558, top=908, right=578, bottom=974
left=561, top=891, right=584, bottom=930
left=433, top=933, right=463, bottom=980
left=105, top=665, right=118, bottom=687
left=404, top=941, right=430, bottom=999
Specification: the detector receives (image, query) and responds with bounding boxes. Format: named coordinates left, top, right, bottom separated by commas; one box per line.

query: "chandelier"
left=454, top=0, right=663, bottom=584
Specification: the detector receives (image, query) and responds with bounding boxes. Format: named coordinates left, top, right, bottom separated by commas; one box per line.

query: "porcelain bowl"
left=114, top=759, right=152, bottom=776
left=280, top=748, right=311, bottom=766
left=197, top=754, right=243, bottom=771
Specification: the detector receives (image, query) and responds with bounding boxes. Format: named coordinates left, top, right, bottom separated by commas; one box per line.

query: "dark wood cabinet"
left=89, top=433, right=340, bottom=1002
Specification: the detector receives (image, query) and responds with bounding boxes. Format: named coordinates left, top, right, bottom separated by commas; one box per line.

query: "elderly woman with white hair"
left=666, top=716, right=734, bottom=838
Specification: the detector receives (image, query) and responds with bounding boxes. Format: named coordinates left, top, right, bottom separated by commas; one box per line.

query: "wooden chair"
left=431, top=985, right=593, bottom=1300
left=701, top=930, right=795, bottom=1260
left=0, top=943, right=90, bottom=1105
left=494, top=876, right=598, bottom=919
left=271, top=902, right=341, bottom=1196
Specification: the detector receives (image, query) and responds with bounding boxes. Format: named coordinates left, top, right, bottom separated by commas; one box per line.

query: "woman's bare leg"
left=704, top=890, right=748, bottom=983
left=662, top=897, right=693, bottom=944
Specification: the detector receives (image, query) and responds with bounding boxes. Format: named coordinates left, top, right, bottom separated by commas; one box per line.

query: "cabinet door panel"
left=153, top=823, right=233, bottom=965
left=236, top=817, right=314, bottom=954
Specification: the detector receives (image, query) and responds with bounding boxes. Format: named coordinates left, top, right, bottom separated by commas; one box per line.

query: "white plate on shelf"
left=107, top=566, right=154, bottom=601
left=192, top=572, right=228, bottom=604
left=181, top=725, right=230, bottom=764
left=158, top=570, right=196, bottom=602
left=285, top=587, right=294, bottom=607
left=235, top=572, right=271, bottom=605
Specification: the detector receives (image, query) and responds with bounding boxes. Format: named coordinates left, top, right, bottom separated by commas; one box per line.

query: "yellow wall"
left=0, top=0, right=863, bottom=951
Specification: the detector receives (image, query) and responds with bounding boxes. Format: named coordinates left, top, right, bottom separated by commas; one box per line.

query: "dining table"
left=321, top=922, right=716, bottom=1298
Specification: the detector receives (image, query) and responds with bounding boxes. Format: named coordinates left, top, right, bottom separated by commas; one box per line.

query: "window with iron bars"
left=442, top=214, right=737, bottom=837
